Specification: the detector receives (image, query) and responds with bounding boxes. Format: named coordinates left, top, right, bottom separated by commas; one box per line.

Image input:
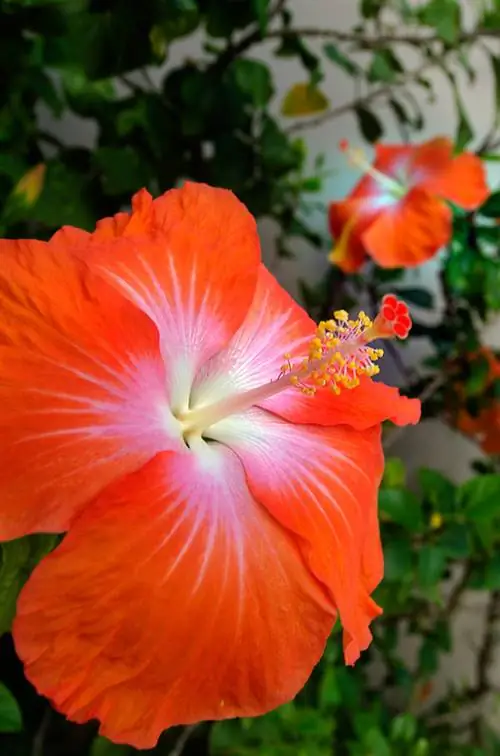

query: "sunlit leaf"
left=281, top=82, right=329, bottom=117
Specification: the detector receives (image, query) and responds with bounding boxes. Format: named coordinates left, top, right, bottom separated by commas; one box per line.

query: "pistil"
left=178, top=295, right=412, bottom=438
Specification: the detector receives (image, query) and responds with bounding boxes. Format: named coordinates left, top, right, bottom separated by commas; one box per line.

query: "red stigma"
left=338, top=139, right=350, bottom=153
left=380, top=294, right=411, bottom=339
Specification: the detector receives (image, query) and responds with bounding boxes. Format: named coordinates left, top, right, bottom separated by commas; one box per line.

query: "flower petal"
left=0, top=238, right=178, bottom=540
left=328, top=199, right=373, bottom=273
left=86, top=183, right=261, bottom=409
left=362, top=186, right=452, bottom=267
left=192, top=266, right=420, bottom=430
left=418, top=152, right=489, bottom=210
left=208, top=409, right=385, bottom=665
left=14, top=445, right=335, bottom=749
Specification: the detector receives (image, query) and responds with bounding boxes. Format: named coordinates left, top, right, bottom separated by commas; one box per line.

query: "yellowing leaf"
left=13, top=163, right=46, bottom=206
left=281, top=82, right=329, bottom=117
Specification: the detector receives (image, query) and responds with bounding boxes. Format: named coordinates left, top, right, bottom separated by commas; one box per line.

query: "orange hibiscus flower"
left=329, top=137, right=489, bottom=272
left=0, top=183, right=420, bottom=748
left=454, top=349, right=500, bottom=454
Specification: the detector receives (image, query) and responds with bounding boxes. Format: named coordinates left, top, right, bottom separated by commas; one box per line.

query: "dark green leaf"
left=438, top=523, right=471, bottom=558
left=355, top=106, right=383, bottom=143
left=0, top=535, right=57, bottom=634
left=232, top=58, right=274, bottom=107
left=319, top=666, right=341, bottom=709
left=0, top=683, right=22, bottom=733
left=94, top=147, right=151, bottom=196
left=252, top=0, right=271, bottom=33
left=323, top=43, right=360, bottom=76
left=460, top=475, right=500, bottom=522
left=90, top=736, right=133, bottom=756
left=379, top=488, right=423, bottom=532
left=485, top=261, right=500, bottom=310
left=31, top=160, right=97, bottom=230
left=384, top=537, right=414, bottom=582
left=479, top=190, right=500, bottom=218
left=465, top=353, right=491, bottom=396
left=419, top=469, right=456, bottom=513
left=418, top=545, right=446, bottom=588
left=368, top=49, right=403, bottom=83
left=418, top=636, right=440, bottom=675
left=483, top=553, right=500, bottom=590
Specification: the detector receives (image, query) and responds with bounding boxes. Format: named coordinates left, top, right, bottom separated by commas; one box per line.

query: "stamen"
left=282, top=294, right=411, bottom=396
left=339, top=139, right=406, bottom=199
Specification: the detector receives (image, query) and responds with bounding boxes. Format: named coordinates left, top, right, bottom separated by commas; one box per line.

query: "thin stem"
left=31, top=708, right=51, bottom=756
left=267, top=26, right=499, bottom=47
left=213, top=0, right=286, bottom=71
left=168, top=724, right=198, bottom=756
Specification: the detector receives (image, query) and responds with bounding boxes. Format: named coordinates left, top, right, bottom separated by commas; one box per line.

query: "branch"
left=168, top=724, right=198, bottom=756
left=286, top=58, right=437, bottom=133
left=267, top=26, right=500, bottom=48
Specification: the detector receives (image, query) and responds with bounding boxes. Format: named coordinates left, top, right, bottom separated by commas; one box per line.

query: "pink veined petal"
left=85, top=183, right=261, bottom=411
left=14, top=443, right=335, bottom=749
left=192, top=264, right=421, bottom=430
left=207, top=408, right=385, bottom=665
left=0, top=238, right=180, bottom=540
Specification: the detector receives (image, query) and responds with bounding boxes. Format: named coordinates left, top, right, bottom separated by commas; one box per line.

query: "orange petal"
left=407, top=137, right=453, bottom=178
left=209, top=410, right=385, bottom=665
left=362, top=186, right=452, bottom=267
left=14, top=447, right=335, bottom=749
left=93, top=188, right=155, bottom=238
left=328, top=199, right=375, bottom=273
left=86, top=183, right=261, bottom=406
left=0, top=238, right=178, bottom=540
left=418, top=152, right=490, bottom=210
left=373, top=144, right=413, bottom=175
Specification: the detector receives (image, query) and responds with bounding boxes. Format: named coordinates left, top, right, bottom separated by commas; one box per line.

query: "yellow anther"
left=334, top=310, right=349, bottom=321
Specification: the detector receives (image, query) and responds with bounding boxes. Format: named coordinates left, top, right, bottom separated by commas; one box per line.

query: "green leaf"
left=459, top=475, right=500, bottom=522
left=418, top=636, right=439, bottom=675
left=281, top=83, right=329, bottom=117
left=232, top=59, right=274, bottom=107
left=483, top=553, right=500, bottom=590
left=419, top=469, right=455, bottom=513
left=0, top=683, right=22, bottom=733
left=94, top=147, right=151, bottom=196
left=465, top=353, right=491, bottom=396
left=383, top=457, right=406, bottom=489
left=391, top=713, right=417, bottom=743
left=319, top=666, right=341, bottom=709
left=384, top=537, right=414, bottom=582
left=485, top=260, right=500, bottom=310
left=90, top=736, right=133, bottom=756
left=438, top=523, right=471, bottom=558
left=0, top=535, right=58, bottom=634
left=479, top=190, right=500, bottom=218
left=364, top=728, right=391, bottom=756
left=355, top=106, right=383, bottom=143
left=252, top=0, right=271, bottom=33
left=444, top=70, right=474, bottom=149
left=420, top=0, right=461, bottom=43
left=418, top=545, right=446, bottom=588
left=31, top=160, right=97, bottom=230
left=368, top=49, right=403, bottom=83
left=379, top=489, right=423, bottom=532
left=323, top=43, right=360, bottom=76
left=393, top=287, right=433, bottom=309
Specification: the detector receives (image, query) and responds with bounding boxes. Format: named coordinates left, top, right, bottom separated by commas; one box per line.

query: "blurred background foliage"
left=1, top=0, right=500, bottom=754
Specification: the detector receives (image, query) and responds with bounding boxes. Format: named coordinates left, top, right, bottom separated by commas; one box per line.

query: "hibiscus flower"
left=329, top=137, right=489, bottom=272
left=0, top=183, right=420, bottom=748
left=452, top=349, right=500, bottom=455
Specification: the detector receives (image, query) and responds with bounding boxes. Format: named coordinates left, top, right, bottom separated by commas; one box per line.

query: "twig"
left=267, top=26, right=499, bottom=48
left=445, top=561, right=475, bottom=616
left=168, top=724, right=199, bottom=756
left=31, top=708, right=51, bottom=756
left=286, top=57, right=437, bottom=133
